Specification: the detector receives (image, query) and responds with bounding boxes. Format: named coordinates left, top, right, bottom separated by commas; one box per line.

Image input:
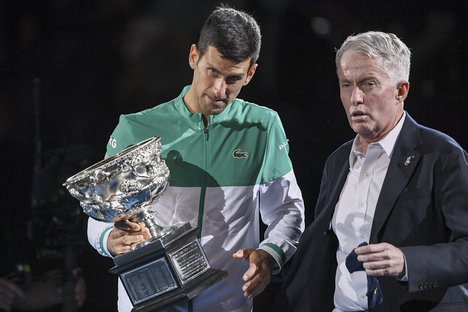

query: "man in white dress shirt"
left=274, top=31, right=468, bottom=312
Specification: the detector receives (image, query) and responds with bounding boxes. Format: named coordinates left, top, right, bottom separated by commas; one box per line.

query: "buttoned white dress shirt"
left=332, top=113, right=406, bottom=312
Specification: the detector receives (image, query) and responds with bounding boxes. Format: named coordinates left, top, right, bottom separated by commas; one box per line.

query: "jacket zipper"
left=197, top=125, right=209, bottom=239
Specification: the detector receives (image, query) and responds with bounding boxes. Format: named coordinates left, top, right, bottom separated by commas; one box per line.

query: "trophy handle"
left=139, top=210, right=168, bottom=239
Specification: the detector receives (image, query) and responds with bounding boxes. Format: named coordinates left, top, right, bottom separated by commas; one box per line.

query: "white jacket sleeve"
left=257, top=169, right=305, bottom=273
left=87, top=217, right=115, bottom=258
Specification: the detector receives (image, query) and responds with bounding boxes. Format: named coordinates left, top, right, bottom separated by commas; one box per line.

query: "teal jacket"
left=88, top=86, right=305, bottom=312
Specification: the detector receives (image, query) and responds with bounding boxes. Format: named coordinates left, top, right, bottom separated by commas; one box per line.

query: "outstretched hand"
left=233, top=248, right=273, bottom=299
left=107, top=220, right=151, bottom=256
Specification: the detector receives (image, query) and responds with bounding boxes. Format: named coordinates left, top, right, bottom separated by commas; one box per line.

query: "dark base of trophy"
left=109, top=222, right=228, bottom=312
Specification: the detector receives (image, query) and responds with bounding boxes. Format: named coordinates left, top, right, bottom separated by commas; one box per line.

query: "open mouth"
left=351, top=110, right=367, bottom=118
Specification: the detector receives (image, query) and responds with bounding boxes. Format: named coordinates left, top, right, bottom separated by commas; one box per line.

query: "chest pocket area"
left=382, top=187, right=433, bottom=243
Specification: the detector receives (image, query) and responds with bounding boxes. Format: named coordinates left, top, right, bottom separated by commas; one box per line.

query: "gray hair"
left=335, top=31, right=411, bottom=84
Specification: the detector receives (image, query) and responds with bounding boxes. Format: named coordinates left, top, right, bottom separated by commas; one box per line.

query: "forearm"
left=402, top=239, right=468, bottom=292
left=259, top=171, right=305, bottom=270
left=87, top=217, right=114, bottom=257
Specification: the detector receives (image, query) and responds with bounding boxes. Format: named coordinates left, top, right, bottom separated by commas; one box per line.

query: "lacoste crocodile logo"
left=232, top=149, right=248, bottom=159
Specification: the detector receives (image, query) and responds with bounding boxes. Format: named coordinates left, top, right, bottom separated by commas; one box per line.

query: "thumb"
left=233, top=248, right=254, bottom=260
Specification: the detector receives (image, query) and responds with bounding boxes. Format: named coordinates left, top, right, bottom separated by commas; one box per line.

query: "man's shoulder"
left=418, top=124, right=461, bottom=147
left=331, top=140, right=353, bottom=156
left=108, top=99, right=179, bottom=151
left=323, top=140, right=353, bottom=166
left=403, top=116, right=464, bottom=154
left=234, top=97, right=276, bottom=111
left=230, top=98, right=279, bottom=121
left=120, top=98, right=178, bottom=122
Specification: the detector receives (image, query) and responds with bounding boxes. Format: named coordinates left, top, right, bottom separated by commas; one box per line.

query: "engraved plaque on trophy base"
left=109, top=222, right=228, bottom=312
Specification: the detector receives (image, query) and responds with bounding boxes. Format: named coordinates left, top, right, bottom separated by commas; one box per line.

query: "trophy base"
left=132, top=267, right=227, bottom=312
left=109, top=223, right=228, bottom=312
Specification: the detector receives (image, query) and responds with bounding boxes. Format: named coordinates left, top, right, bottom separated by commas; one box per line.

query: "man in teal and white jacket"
left=87, top=6, right=304, bottom=312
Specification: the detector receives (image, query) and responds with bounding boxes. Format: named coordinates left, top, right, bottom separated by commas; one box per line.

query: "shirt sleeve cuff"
left=396, top=253, right=409, bottom=282
left=98, top=226, right=114, bottom=257
left=258, top=243, right=285, bottom=275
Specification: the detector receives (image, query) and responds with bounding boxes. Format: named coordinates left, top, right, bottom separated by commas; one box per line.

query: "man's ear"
left=243, top=63, right=258, bottom=86
left=189, top=44, right=199, bottom=69
left=396, top=81, right=410, bottom=103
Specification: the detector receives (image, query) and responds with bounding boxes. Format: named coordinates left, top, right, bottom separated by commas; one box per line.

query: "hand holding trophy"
left=63, top=137, right=226, bottom=312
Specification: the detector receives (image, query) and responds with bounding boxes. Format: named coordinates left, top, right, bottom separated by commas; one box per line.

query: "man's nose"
left=213, top=78, right=227, bottom=98
left=350, top=86, right=364, bottom=105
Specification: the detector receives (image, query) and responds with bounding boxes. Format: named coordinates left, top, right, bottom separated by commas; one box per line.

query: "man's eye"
left=208, top=68, right=218, bottom=76
left=361, top=81, right=376, bottom=91
left=226, top=77, right=241, bottom=84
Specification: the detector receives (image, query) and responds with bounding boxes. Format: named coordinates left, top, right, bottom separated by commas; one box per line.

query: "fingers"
left=107, top=227, right=149, bottom=256
left=362, top=261, right=402, bottom=276
left=232, top=248, right=254, bottom=260
left=140, top=226, right=152, bottom=240
left=233, top=249, right=272, bottom=299
left=233, top=248, right=259, bottom=282
left=243, top=263, right=258, bottom=282
left=355, top=243, right=405, bottom=277
left=115, top=220, right=144, bottom=232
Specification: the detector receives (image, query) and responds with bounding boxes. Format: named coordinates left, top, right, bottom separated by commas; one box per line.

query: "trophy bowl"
left=63, top=136, right=170, bottom=238
left=63, top=137, right=227, bottom=312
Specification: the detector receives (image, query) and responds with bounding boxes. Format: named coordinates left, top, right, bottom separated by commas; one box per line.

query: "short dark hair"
left=197, top=6, right=261, bottom=65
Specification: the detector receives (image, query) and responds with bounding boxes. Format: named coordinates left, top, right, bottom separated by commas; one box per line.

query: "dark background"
left=0, top=0, right=466, bottom=311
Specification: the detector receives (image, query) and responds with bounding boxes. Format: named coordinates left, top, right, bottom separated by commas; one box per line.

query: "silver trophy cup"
left=63, top=137, right=227, bottom=312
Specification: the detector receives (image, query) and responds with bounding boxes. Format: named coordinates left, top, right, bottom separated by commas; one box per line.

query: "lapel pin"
left=404, top=155, right=415, bottom=166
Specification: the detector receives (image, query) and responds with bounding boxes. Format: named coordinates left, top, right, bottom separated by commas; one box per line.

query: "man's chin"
left=352, top=125, right=373, bottom=136
left=210, top=105, right=229, bottom=115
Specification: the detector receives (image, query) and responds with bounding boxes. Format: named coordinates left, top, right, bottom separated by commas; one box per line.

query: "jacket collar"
left=173, top=85, right=238, bottom=127
left=369, top=113, right=423, bottom=242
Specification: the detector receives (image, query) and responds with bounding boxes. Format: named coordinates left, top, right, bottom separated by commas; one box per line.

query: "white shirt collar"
left=349, top=111, right=406, bottom=166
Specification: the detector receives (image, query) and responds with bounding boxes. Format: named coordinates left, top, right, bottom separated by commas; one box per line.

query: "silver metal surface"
left=63, top=137, right=170, bottom=235
left=63, top=136, right=227, bottom=310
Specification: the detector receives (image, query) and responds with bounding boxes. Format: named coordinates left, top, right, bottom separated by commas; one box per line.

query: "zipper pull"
left=204, top=127, right=209, bottom=140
